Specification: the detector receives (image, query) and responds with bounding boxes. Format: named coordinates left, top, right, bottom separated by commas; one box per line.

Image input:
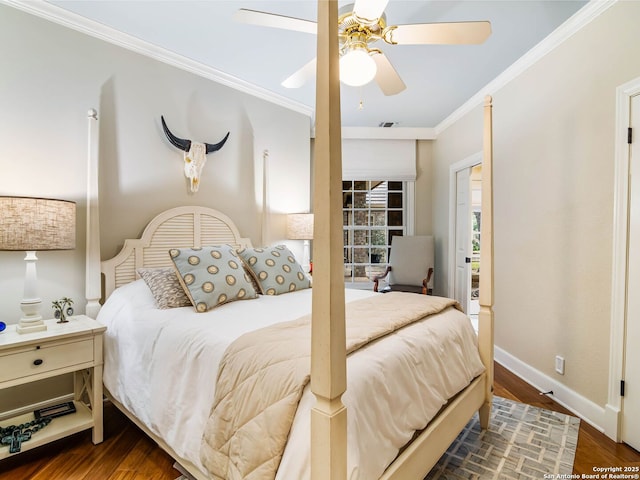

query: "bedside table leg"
left=92, top=364, right=104, bottom=444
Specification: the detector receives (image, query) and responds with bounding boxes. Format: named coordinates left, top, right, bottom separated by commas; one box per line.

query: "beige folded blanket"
left=200, top=292, right=460, bottom=480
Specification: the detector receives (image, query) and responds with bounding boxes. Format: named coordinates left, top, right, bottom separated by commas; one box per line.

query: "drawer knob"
left=33, top=359, right=43, bottom=366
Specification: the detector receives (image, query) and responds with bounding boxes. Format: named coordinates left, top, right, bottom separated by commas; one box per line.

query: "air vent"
left=379, top=122, right=396, bottom=128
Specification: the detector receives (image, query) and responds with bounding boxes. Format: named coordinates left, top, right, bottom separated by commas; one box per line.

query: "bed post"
left=85, top=108, right=101, bottom=319
left=478, top=96, right=494, bottom=428
left=310, top=1, right=347, bottom=479
left=261, top=149, right=270, bottom=247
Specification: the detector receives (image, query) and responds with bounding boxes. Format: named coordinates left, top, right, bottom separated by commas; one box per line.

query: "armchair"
left=373, top=235, right=434, bottom=295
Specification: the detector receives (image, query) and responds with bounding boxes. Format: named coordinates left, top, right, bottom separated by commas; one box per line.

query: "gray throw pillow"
left=238, top=245, right=311, bottom=295
left=137, top=267, right=192, bottom=309
left=169, top=245, right=258, bottom=312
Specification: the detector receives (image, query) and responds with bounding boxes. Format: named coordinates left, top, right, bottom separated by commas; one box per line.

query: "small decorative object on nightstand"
left=0, top=417, right=51, bottom=454
left=51, top=297, right=74, bottom=323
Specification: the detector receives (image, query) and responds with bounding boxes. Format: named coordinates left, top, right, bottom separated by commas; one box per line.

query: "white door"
left=623, top=93, right=640, bottom=451
left=454, top=167, right=472, bottom=313
left=469, top=165, right=483, bottom=317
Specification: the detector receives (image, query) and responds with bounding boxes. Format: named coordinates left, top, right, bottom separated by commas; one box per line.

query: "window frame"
left=342, top=180, right=415, bottom=287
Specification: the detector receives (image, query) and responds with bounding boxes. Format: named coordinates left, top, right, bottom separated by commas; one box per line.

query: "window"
left=343, top=180, right=406, bottom=284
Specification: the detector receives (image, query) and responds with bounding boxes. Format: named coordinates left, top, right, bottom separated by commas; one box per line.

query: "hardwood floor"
left=494, top=362, right=640, bottom=475
left=1, top=362, right=638, bottom=479
left=0, top=402, right=177, bottom=480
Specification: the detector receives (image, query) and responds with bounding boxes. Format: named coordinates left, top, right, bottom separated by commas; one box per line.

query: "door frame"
left=448, top=152, right=482, bottom=300
left=607, top=77, right=640, bottom=442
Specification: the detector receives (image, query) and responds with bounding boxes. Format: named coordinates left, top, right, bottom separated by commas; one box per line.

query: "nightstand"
left=0, top=315, right=106, bottom=459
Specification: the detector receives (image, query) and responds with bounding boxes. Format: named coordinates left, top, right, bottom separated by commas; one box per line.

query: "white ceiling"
left=44, top=0, right=587, bottom=129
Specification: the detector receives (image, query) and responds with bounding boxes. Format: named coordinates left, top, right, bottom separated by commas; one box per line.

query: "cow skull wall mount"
left=161, top=115, right=230, bottom=193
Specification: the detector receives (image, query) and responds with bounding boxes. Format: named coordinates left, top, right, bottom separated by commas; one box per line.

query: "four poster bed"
left=84, top=3, right=494, bottom=479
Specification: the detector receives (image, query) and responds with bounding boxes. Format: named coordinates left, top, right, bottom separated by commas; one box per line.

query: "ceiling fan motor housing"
left=338, top=4, right=388, bottom=55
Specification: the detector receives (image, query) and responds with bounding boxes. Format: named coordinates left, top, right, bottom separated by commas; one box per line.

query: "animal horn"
left=161, top=116, right=191, bottom=152
left=205, top=131, right=230, bottom=154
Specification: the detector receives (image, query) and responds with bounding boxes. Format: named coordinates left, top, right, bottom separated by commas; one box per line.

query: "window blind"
left=342, top=139, right=416, bottom=181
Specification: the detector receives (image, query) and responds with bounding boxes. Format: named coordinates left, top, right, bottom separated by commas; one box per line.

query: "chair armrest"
left=373, top=266, right=392, bottom=292
left=421, top=267, right=434, bottom=295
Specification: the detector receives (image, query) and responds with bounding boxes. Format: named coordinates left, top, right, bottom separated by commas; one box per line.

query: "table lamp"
left=286, top=213, right=314, bottom=273
left=0, top=196, right=76, bottom=334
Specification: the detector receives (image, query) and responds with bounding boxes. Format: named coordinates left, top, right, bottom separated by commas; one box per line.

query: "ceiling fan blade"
left=234, top=9, right=317, bottom=35
left=389, top=21, right=491, bottom=45
left=353, top=0, right=389, bottom=22
left=372, top=53, right=406, bottom=96
left=282, top=58, right=317, bottom=88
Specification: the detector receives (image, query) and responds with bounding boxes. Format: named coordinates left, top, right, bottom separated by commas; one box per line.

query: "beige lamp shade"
left=286, top=213, right=314, bottom=240
left=0, top=196, right=76, bottom=251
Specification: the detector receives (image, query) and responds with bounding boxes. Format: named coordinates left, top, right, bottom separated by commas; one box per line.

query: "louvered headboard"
left=101, top=206, right=253, bottom=299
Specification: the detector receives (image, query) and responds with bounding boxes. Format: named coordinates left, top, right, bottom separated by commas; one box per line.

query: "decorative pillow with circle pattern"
left=137, top=267, right=192, bottom=309
left=238, top=245, right=311, bottom=295
left=169, top=245, right=258, bottom=312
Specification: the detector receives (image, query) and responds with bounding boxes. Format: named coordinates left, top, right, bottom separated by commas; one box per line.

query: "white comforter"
left=99, top=280, right=485, bottom=480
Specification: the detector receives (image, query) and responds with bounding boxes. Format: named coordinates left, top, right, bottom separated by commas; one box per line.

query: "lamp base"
left=18, top=297, right=46, bottom=334
left=17, top=320, right=47, bottom=334
left=302, top=240, right=311, bottom=274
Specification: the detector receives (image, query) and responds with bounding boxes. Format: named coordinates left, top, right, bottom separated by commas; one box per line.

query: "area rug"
left=425, top=396, right=580, bottom=479
left=175, top=397, right=580, bottom=480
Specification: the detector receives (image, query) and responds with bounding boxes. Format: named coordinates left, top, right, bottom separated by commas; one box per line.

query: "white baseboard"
left=495, top=346, right=607, bottom=435
left=603, top=403, right=622, bottom=442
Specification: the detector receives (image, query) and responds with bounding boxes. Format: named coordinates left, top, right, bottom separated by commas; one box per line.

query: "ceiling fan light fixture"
left=339, top=49, right=377, bottom=87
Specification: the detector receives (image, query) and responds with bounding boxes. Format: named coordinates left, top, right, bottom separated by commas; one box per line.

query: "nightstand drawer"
left=0, top=338, right=94, bottom=384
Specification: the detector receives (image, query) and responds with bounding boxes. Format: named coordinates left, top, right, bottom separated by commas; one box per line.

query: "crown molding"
left=341, top=127, right=436, bottom=140
left=435, top=0, right=618, bottom=136
left=1, top=0, right=315, bottom=119
left=2, top=0, right=616, bottom=136
left=308, top=127, right=435, bottom=140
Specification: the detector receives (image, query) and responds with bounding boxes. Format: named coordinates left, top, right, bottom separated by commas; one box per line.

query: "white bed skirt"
left=99, top=281, right=484, bottom=479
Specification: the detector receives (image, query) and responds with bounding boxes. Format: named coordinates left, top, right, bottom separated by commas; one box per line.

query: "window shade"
left=342, top=139, right=416, bottom=181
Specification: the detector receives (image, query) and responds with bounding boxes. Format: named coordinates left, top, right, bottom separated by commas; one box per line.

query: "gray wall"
left=415, top=140, right=434, bottom=237
left=0, top=5, right=310, bottom=412
left=0, top=4, right=311, bottom=325
left=432, top=1, right=640, bottom=409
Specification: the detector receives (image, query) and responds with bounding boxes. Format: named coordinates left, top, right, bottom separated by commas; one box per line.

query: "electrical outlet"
left=555, top=355, right=565, bottom=375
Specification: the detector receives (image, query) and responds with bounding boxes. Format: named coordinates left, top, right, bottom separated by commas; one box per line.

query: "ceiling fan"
left=235, top=0, right=491, bottom=96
